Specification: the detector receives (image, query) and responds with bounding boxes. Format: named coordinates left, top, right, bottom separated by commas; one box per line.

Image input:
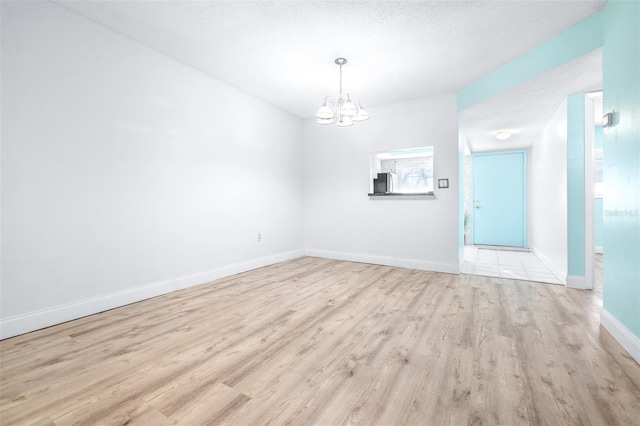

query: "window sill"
left=368, top=192, right=435, bottom=199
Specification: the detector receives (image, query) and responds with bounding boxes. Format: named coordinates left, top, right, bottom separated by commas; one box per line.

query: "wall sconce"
left=603, top=111, right=614, bottom=128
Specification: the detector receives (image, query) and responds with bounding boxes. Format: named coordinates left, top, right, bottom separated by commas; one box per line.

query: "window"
left=371, top=147, right=434, bottom=194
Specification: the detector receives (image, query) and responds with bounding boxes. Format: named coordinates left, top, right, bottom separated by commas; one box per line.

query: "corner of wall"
left=601, top=309, right=640, bottom=365
left=0, top=250, right=305, bottom=340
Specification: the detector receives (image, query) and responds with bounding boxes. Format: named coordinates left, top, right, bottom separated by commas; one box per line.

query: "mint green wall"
left=594, top=125, right=604, bottom=149
left=602, top=0, right=640, bottom=337
left=567, top=94, right=586, bottom=277
left=457, top=12, right=603, bottom=111
left=594, top=126, right=603, bottom=249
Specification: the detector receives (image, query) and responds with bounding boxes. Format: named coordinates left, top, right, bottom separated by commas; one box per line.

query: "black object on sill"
left=373, top=172, right=391, bottom=194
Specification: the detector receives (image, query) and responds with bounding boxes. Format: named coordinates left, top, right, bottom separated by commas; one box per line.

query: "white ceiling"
left=459, top=49, right=603, bottom=153
left=55, top=0, right=606, bottom=151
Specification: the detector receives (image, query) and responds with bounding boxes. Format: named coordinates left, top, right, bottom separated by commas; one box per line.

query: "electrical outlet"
left=257, top=233, right=262, bottom=242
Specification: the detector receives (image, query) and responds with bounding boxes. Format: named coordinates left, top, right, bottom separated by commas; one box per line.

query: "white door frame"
left=583, top=94, right=595, bottom=290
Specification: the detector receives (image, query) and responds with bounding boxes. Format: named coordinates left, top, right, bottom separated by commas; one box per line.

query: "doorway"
left=472, top=151, right=527, bottom=248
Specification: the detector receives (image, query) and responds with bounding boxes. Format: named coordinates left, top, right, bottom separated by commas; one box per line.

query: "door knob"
left=475, top=206, right=481, bottom=209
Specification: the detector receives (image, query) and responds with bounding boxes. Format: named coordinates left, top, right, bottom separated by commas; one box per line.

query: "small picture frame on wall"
left=438, top=178, right=449, bottom=189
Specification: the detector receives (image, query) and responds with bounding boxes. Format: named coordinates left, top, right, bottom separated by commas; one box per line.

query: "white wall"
left=529, top=99, right=568, bottom=281
left=1, top=1, right=304, bottom=338
left=302, top=94, right=460, bottom=273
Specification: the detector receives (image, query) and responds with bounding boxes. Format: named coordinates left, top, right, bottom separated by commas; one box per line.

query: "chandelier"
left=316, top=58, right=369, bottom=126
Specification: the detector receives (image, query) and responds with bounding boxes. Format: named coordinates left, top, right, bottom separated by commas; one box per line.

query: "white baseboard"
left=530, top=245, right=567, bottom=284
left=566, top=275, right=590, bottom=289
left=0, top=250, right=304, bottom=340
left=305, top=249, right=460, bottom=275
left=595, top=246, right=603, bottom=254
left=601, top=309, right=640, bottom=365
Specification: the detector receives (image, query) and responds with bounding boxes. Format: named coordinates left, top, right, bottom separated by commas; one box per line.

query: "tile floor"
left=462, top=246, right=564, bottom=285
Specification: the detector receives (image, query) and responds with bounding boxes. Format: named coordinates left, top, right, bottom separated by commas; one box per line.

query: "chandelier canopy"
left=316, top=58, right=369, bottom=127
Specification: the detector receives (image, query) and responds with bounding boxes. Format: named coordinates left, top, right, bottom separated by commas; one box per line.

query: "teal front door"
left=472, top=151, right=526, bottom=247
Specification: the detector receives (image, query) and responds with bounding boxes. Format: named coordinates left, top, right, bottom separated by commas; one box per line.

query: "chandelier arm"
left=325, top=96, right=335, bottom=111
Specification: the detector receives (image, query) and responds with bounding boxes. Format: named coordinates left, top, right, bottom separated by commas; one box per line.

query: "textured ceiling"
left=56, top=0, right=605, bottom=123
left=459, top=49, right=603, bottom=153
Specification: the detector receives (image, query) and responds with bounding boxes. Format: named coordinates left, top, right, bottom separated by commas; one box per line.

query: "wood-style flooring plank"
left=1, top=254, right=639, bottom=425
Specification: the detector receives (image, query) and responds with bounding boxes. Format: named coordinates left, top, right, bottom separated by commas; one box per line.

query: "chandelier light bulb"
left=339, top=94, right=357, bottom=116
left=316, top=102, right=334, bottom=120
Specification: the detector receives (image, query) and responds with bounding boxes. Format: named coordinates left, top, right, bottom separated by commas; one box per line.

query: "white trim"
left=305, top=249, right=460, bottom=275
left=601, top=309, right=640, bottom=365
left=0, top=250, right=304, bottom=340
left=530, top=244, right=567, bottom=284
left=566, top=275, right=589, bottom=289
left=584, top=94, right=595, bottom=291
left=595, top=246, right=603, bottom=254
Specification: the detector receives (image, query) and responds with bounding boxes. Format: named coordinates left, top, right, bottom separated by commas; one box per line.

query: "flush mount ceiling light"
left=495, top=130, right=512, bottom=140
left=316, top=58, right=369, bottom=127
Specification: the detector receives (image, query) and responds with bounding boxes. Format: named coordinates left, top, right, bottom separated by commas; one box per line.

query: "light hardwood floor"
left=1, top=255, right=639, bottom=425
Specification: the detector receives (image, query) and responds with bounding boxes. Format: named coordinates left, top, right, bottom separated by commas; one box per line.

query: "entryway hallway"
left=462, top=246, right=564, bottom=284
